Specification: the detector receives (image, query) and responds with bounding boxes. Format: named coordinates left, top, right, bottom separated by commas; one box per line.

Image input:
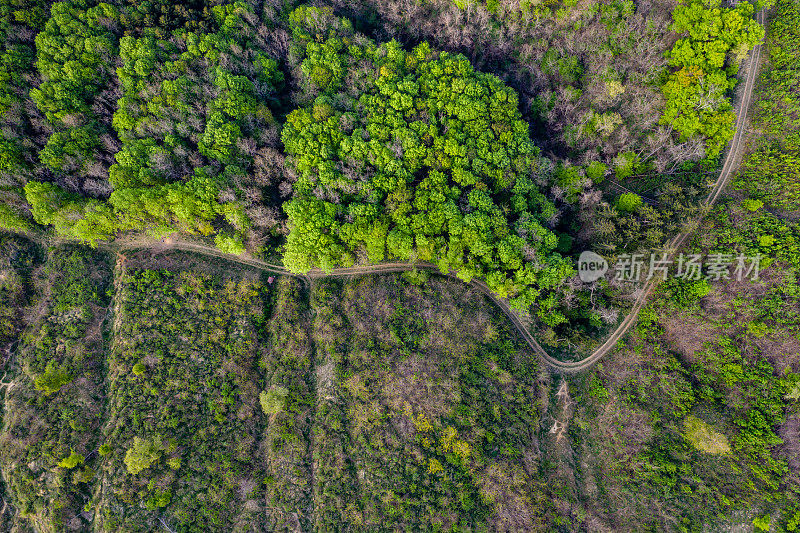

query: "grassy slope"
left=0, top=245, right=553, bottom=531
left=309, top=275, right=549, bottom=530
left=0, top=243, right=111, bottom=532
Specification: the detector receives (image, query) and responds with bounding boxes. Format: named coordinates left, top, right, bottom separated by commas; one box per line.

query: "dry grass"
left=659, top=312, right=721, bottom=362
left=124, top=248, right=263, bottom=283
left=779, top=415, right=800, bottom=478
left=753, top=332, right=800, bottom=372
left=379, top=355, right=460, bottom=421
left=683, top=415, right=731, bottom=455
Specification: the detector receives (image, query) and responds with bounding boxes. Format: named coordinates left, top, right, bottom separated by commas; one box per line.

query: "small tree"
left=617, top=193, right=643, bottom=212
left=34, top=361, right=72, bottom=395
left=124, top=436, right=162, bottom=475
left=259, top=386, right=289, bottom=415
left=614, top=151, right=638, bottom=179
left=214, top=232, right=245, bottom=255
left=742, top=198, right=763, bottom=211
left=585, top=161, right=608, bottom=183
left=58, top=450, right=85, bottom=469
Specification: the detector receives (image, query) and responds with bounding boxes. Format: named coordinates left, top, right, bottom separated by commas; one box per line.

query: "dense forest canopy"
left=0, top=0, right=771, bottom=351
left=20, top=0, right=283, bottom=249
left=281, top=7, right=573, bottom=316
left=0, top=0, right=765, bottom=294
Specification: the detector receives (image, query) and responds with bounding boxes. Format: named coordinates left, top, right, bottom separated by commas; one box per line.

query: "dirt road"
left=11, top=12, right=765, bottom=372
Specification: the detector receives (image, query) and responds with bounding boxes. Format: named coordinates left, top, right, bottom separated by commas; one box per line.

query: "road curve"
left=14, top=11, right=764, bottom=373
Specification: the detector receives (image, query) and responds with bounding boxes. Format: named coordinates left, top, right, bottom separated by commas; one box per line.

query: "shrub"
left=585, top=161, right=608, bottom=182
left=124, top=436, right=163, bottom=475
left=260, top=386, right=289, bottom=415
left=617, top=192, right=643, bottom=212
left=613, top=151, right=638, bottom=178
left=57, top=451, right=85, bottom=469
left=683, top=415, right=731, bottom=454
left=34, top=361, right=72, bottom=395
left=742, top=198, right=764, bottom=211
left=214, top=232, right=245, bottom=255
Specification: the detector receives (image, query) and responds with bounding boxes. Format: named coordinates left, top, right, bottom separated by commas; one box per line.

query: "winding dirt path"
left=122, top=10, right=764, bottom=372
left=10, top=12, right=764, bottom=373
left=544, top=9, right=765, bottom=372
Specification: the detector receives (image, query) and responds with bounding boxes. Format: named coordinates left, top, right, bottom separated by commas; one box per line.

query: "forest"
left=0, top=0, right=770, bottom=346
left=0, top=0, right=798, bottom=530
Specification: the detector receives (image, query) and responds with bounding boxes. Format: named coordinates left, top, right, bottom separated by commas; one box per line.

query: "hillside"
left=1, top=0, right=799, bottom=531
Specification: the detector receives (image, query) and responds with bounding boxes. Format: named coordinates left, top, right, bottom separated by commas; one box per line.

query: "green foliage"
left=613, top=150, right=638, bottom=178
left=585, top=161, right=608, bottom=182
left=733, top=0, right=800, bottom=211
left=214, top=231, right=245, bottom=255
left=591, top=177, right=705, bottom=254
left=24, top=180, right=117, bottom=244
left=282, top=8, right=572, bottom=316
left=661, top=0, right=764, bottom=158
left=22, top=1, right=284, bottom=247
left=30, top=1, right=119, bottom=171
left=34, top=360, right=73, bottom=394
left=57, top=450, right=85, bottom=469
left=0, top=245, right=110, bottom=527
left=753, top=514, right=771, bottom=531
left=742, top=198, right=764, bottom=211
left=667, top=0, right=762, bottom=71
left=661, top=277, right=710, bottom=307
left=683, top=415, right=731, bottom=454
left=259, top=386, right=289, bottom=415
left=124, top=436, right=163, bottom=475
left=540, top=48, right=583, bottom=84
left=616, top=192, right=643, bottom=212
left=96, top=268, right=274, bottom=528
left=305, top=275, right=547, bottom=530
left=0, top=0, right=42, bottom=173
left=0, top=204, right=31, bottom=230
left=106, top=4, right=274, bottom=242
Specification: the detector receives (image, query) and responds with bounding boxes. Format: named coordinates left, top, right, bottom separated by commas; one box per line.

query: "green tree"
left=124, top=436, right=162, bottom=475
left=57, top=451, right=85, bottom=469
left=259, top=386, right=289, bottom=415
left=34, top=361, right=72, bottom=395
left=281, top=8, right=573, bottom=315
left=617, top=192, right=643, bottom=212
left=661, top=0, right=764, bottom=158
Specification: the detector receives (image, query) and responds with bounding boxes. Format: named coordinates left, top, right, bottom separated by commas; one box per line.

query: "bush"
left=0, top=205, right=31, bottom=231
left=683, top=415, right=731, bottom=454
left=214, top=232, right=245, bottom=255
left=585, top=161, right=608, bottom=183
left=613, top=151, right=638, bottom=178
left=742, top=198, right=764, bottom=211
left=34, top=361, right=72, bottom=395
left=617, top=192, right=643, bottom=212
left=57, top=451, right=85, bottom=469
left=260, top=386, right=289, bottom=415
left=124, top=436, right=163, bottom=475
